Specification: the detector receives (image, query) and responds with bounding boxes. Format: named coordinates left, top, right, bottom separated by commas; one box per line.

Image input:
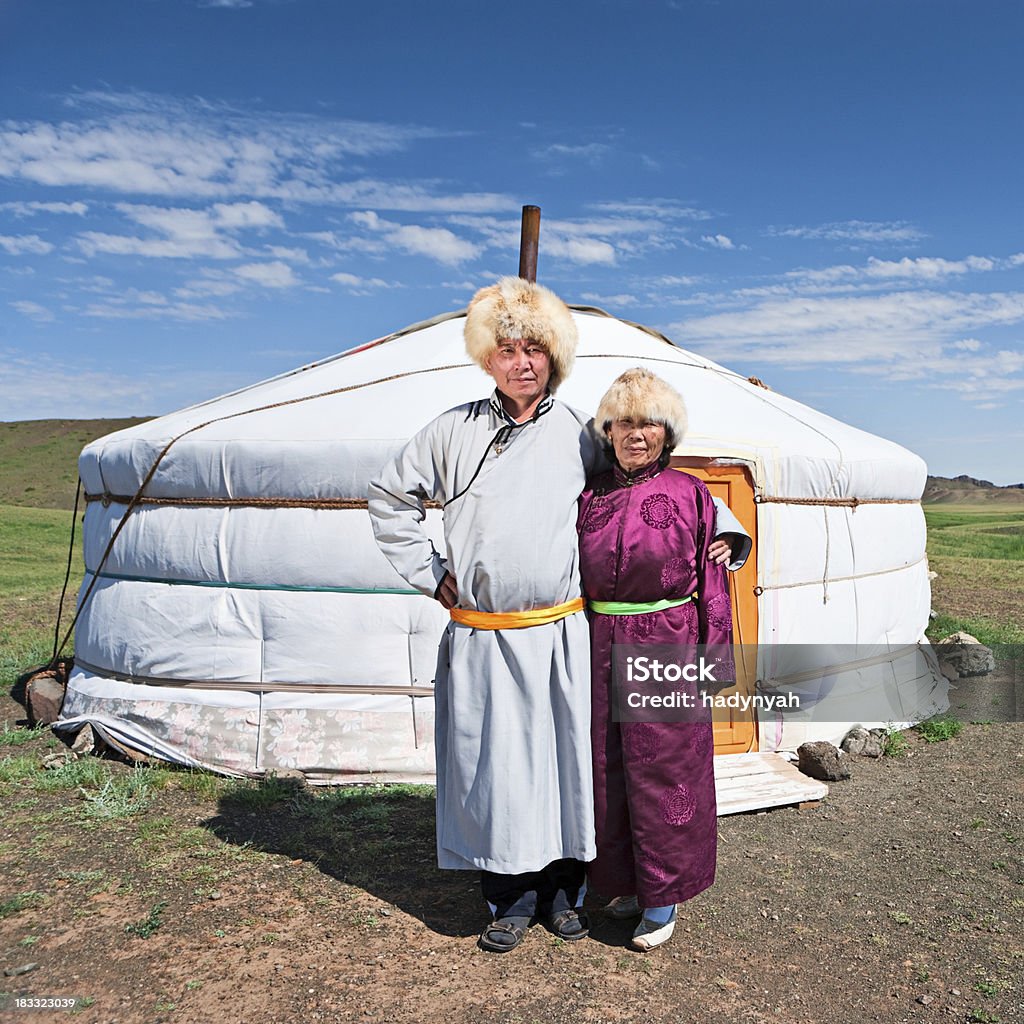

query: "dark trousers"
left=480, top=858, right=586, bottom=919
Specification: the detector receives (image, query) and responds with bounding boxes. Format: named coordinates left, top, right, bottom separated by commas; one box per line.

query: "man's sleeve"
left=367, top=421, right=450, bottom=599
left=711, top=497, right=752, bottom=572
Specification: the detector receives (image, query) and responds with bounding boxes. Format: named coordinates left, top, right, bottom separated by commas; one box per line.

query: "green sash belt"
left=588, top=593, right=697, bottom=616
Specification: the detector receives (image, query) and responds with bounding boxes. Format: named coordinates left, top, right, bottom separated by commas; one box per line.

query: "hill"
left=0, top=418, right=150, bottom=510
left=923, top=473, right=1024, bottom=505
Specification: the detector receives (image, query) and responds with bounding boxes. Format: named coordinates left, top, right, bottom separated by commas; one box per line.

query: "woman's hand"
left=707, top=534, right=738, bottom=566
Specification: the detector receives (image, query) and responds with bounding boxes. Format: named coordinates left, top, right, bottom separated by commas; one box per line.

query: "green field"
left=923, top=504, right=1024, bottom=645
left=0, top=505, right=83, bottom=691
left=0, top=418, right=148, bottom=509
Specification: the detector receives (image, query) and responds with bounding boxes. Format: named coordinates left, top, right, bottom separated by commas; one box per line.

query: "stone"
left=25, top=670, right=66, bottom=726
left=3, top=963, right=39, bottom=977
left=936, top=631, right=995, bottom=677
left=797, top=741, right=851, bottom=781
left=841, top=727, right=883, bottom=758
left=70, top=724, right=95, bottom=755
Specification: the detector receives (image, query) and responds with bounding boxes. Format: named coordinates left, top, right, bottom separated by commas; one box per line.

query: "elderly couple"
left=369, top=278, right=749, bottom=953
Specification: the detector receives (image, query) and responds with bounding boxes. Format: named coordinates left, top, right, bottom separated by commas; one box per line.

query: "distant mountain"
left=0, top=418, right=151, bottom=510
left=924, top=474, right=1024, bottom=505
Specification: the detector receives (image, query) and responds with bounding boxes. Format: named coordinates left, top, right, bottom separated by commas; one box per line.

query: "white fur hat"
left=464, top=276, right=578, bottom=392
left=595, top=367, right=688, bottom=444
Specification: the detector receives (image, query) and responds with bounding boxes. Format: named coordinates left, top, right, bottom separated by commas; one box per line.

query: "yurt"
left=54, top=305, right=948, bottom=781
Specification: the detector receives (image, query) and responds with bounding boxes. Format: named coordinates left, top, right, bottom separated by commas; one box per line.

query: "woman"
left=577, top=368, right=735, bottom=951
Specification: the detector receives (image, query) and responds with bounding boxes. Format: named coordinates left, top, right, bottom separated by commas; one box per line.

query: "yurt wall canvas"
left=54, top=310, right=948, bottom=780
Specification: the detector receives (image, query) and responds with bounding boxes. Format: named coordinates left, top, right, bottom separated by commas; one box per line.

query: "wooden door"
left=670, top=459, right=758, bottom=755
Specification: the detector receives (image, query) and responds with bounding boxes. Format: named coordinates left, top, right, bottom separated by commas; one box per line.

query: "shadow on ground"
left=203, top=784, right=487, bottom=939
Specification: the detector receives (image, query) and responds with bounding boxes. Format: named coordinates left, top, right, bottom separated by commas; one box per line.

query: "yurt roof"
left=80, top=307, right=926, bottom=503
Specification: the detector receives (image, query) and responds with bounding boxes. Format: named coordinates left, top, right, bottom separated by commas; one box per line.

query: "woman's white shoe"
left=605, top=895, right=641, bottom=919
left=629, top=906, right=677, bottom=951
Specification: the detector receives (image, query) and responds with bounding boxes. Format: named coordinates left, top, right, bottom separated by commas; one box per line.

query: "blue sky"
left=1, top=0, right=1022, bottom=482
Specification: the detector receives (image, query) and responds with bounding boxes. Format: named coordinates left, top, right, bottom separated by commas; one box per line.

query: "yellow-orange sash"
left=449, top=596, right=585, bottom=630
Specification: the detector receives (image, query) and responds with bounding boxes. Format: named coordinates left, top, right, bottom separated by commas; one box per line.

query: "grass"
left=0, top=418, right=149, bottom=511
left=124, top=899, right=168, bottom=939
left=924, top=506, right=1024, bottom=646
left=915, top=714, right=964, bottom=743
left=0, top=890, right=45, bottom=919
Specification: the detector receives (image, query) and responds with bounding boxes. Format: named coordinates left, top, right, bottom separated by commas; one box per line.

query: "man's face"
left=484, top=337, right=552, bottom=405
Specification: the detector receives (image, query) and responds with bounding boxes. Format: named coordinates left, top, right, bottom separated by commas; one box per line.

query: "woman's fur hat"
left=464, top=276, right=578, bottom=392
left=595, top=367, right=688, bottom=444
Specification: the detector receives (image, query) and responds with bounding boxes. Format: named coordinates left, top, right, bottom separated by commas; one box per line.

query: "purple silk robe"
left=578, top=461, right=734, bottom=906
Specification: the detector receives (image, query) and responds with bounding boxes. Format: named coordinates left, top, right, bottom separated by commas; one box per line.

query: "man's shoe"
left=629, top=906, right=677, bottom=951
left=545, top=908, right=589, bottom=941
left=478, top=916, right=531, bottom=953
left=604, top=895, right=641, bottom=919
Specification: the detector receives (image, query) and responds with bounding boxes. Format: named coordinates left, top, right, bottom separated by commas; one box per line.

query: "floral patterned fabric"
left=578, top=463, right=733, bottom=906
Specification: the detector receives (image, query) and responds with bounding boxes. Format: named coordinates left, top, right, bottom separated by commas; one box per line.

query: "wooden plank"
left=713, top=752, right=828, bottom=815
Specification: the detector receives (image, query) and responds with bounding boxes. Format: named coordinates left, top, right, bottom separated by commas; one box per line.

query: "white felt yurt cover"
left=55, top=309, right=947, bottom=780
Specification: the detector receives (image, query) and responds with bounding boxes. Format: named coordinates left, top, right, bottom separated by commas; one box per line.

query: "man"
left=369, top=277, right=596, bottom=952
left=368, top=277, right=750, bottom=953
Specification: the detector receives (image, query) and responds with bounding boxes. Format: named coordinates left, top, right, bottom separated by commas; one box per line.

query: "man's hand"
left=435, top=572, right=459, bottom=609
left=707, top=534, right=738, bottom=566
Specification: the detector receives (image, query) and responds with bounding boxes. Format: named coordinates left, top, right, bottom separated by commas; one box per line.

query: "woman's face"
left=608, top=418, right=667, bottom=471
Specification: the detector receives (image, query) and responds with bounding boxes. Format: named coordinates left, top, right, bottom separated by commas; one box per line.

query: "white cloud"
left=0, top=92, right=513, bottom=213
left=330, top=272, right=394, bottom=292
left=768, top=220, right=926, bottom=244
left=0, top=201, right=88, bottom=217
left=174, top=273, right=243, bottom=299
left=199, top=0, right=253, bottom=7
left=265, top=245, right=310, bottom=264
left=671, top=290, right=1024, bottom=368
left=532, top=143, right=610, bottom=166
left=702, top=234, right=735, bottom=250
left=588, top=199, right=713, bottom=221
left=76, top=229, right=240, bottom=260
left=579, top=292, right=638, bottom=307
left=74, top=201, right=284, bottom=260
left=211, top=200, right=283, bottom=230
left=83, top=299, right=230, bottom=321
left=10, top=300, right=54, bottom=322
left=350, top=211, right=481, bottom=265
left=0, top=348, right=250, bottom=418
left=0, top=233, right=53, bottom=255
left=789, top=254, right=1000, bottom=286
left=233, top=260, right=299, bottom=288
left=543, top=235, right=616, bottom=265
left=952, top=338, right=982, bottom=351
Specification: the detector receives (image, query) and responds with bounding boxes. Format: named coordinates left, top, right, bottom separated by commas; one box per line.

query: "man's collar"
left=489, top=388, right=554, bottom=425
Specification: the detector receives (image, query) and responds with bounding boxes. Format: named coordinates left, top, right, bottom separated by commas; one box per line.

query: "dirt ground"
left=1, top=677, right=1022, bottom=1024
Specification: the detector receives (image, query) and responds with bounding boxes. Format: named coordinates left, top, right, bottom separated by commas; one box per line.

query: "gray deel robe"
left=368, top=392, right=600, bottom=873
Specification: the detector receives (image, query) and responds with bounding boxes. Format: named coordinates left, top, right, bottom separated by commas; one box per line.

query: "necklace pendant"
left=495, top=444, right=503, bottom=455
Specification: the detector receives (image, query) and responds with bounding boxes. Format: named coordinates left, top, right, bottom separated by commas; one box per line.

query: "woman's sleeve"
left=694, top=482, right=735, bottom=684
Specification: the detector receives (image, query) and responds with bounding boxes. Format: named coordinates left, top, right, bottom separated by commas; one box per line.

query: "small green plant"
left=974, top=979, right=1000, bottom=997
left=0, top=754, right=39, bottom=784
left=19, top=934, right=39, bottom=946
left=915, top=714, right=964, bottom=743
left=888, top=910, right=913, bottom=926
left=881, top=728, right=909, bottom=758
left=0, top=890, right=45, bottom=919
left=966, top=1010, right=1000, bottom=1023
left=82, top=768, right=153, bottom=820
left=125, top=900, right=168, bottom=939
left=0, top=723, right=48, bottom=747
